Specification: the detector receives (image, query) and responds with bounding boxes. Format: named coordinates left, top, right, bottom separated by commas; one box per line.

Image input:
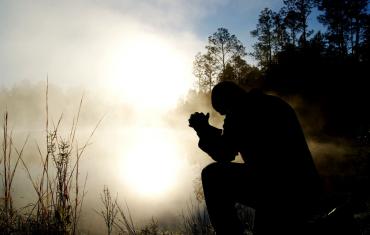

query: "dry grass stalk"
left=180, top=200, right=214, bottom=235
left=0, top=111, right=29, bottom=233
left=115, top=200, right=137, bottom=235
left=97, top=186, right=118, bottom=235
left=0, top=79, right=101, bottom=234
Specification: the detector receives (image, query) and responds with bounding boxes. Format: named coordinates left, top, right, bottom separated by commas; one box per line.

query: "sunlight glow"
left=108, top=33, right=192, bottom=110
left=121, top=128, right=183, bottom=197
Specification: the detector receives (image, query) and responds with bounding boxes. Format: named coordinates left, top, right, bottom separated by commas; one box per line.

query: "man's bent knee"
left=201, top=162, right=228, bottom=183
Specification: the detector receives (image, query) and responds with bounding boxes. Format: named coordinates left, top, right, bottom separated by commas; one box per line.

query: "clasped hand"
left=188, top=112, right=210, bottom=132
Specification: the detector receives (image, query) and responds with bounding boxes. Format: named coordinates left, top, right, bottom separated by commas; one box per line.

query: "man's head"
left=211, top=81, right=246, bottom=115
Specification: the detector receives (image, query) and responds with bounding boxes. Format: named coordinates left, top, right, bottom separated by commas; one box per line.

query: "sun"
left=108, top=32, right=191, bottom=198
left=108, top=33, right=192, bottom=110
left=120, top=127, right=183, bottom=197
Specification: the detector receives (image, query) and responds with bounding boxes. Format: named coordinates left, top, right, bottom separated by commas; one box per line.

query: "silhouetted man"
left=189, top=81, right=322, bottom=235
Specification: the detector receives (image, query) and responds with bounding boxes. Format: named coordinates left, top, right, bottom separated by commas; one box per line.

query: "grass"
left=0, top=111, right=29, bottom=234
left=97, top=186, right=118, bottom=235
left=180, top=200, right=214, bottom=235
left=0, top=82, right=215, bottom=235
left=0, top=81, right=102, bottom=234
left=0, top=81, right=258, bottom=235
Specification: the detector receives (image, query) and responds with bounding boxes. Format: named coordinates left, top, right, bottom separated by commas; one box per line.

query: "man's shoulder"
left=247, top=89, right=294, bottom=112
left=247, top=89, right=280, bottom=102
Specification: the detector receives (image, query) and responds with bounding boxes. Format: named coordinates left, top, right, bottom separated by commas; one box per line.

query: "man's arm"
left=189, top=112, right=238, bottom=162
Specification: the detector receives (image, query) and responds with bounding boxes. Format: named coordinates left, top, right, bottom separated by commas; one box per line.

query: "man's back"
left=225, top=90, right=321, bottom=197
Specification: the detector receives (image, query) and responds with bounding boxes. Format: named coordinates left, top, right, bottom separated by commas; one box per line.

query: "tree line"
left=193, top=0, right=370, bottom=140
left=251, top=0, right=369, bottom=68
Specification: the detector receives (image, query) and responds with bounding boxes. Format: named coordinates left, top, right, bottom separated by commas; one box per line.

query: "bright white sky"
left=0, top=0, right=325, bottom=90
left=0, top=0, right=293, bottom=89
left=0, top=0, right=324, bottom=89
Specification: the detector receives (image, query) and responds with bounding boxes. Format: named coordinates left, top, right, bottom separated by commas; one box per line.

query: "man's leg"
left=201, top=162, right=256, bottom=235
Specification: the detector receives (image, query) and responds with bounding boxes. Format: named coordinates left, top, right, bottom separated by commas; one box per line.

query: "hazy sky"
left=0, top=0, right=324, bottom=89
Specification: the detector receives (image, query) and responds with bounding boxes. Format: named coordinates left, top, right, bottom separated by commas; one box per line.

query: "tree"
left=282, top=8, right=301, bottom=46
left=283, top=0, right=315, bottom=45
left=251, top=8, right=275, bottom=68
left=193, top=52, right=219, bottom=93
left=272, top=10, right=290, bottom=52
left=219, top=56, right=259, bottom=86
left=361, top=14, right=370, bottom=62
left=219, top=63, right=236, bottom=82
left=206, top=28, right=246, bottom=71
left=317, top=0, right=350, bottom=55
left=316, top=0, right=368, bottom=57
left=309, top=31, right=327, bottom=55
left=346, top=0, right=368, bottom=56
left=230, top=56, right=252, bottom=84
left=193, top=28, right=247, bottom=92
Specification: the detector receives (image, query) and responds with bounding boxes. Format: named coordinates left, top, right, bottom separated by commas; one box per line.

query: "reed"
left=1, top=80, right=101, bottom=234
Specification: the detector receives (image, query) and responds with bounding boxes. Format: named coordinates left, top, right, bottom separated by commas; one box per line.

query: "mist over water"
left=0, top=81, right=215, bottom=233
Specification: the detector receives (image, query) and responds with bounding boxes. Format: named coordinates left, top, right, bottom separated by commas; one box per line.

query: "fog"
left=0, top=81, right=218, bottom=233
left=5, top=82, right=370, bottom=235
left=2, top=81, right=363, bottom=233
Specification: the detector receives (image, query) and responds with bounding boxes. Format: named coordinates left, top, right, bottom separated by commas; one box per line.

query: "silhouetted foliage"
left=97, top=186, right=118, bottom=235
left=316, top=0, right=368, bottom=58
left=193, top=28, right=251, bottom=92
left=272, top=10, right=290, bottom=52
left=206, top=28, right=246, bottom=71
left=193, top=52, right=219, bottom=93
left=251, top=8, right=275, bottom=67
left=247, top=0, right=370, bottom=140
left=283, top=0, right=315, bottom=44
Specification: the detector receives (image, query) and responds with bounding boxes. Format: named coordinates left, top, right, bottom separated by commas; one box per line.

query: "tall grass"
left=0, top=81, right=220, bottom=235
left=0, top=81, right=101, bottom=234
left=97, top=186, right=139, bottom=235
left=23, top=81, right=101, bottom=234
left=115, top=200, right=137, bottom=235
left=0, top=111, right=29, bottom=233
left=180, top=200, right=214, bottom=235
left=97, top=186, right=118, bottom=235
